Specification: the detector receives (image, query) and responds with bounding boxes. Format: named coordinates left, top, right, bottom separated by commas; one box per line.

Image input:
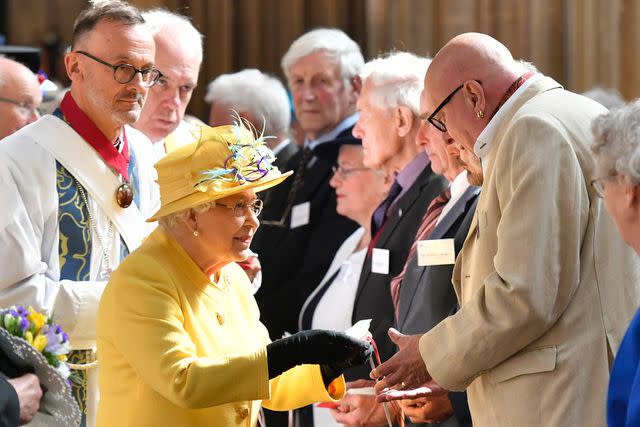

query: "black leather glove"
left=266, top=330, right=372, bottom=384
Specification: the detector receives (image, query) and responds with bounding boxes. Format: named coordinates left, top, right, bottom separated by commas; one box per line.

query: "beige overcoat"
left=419, top=77, right=640, bottom=427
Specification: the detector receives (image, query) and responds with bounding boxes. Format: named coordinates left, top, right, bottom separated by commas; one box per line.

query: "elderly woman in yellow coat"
left=96, top=122, right=371, bottom=426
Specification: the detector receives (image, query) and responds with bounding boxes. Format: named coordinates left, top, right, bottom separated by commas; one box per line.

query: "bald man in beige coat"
left=372, top=32, right=640, bottom=426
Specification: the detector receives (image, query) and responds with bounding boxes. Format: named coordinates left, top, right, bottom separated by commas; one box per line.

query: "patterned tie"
left=372, top=179, right=402, bottom=235
left=390, top=187, right=451, bottom=317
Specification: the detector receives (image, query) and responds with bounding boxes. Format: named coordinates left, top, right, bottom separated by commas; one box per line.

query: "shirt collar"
left=304, top=113, right=359, bottom=150
left=272, top=138, right=291, bottom=156
left=449, top=170, right=470, bottom=201
left=396, top=151, right=430, bottom=191
left=474, top=73, right=543, bottom=175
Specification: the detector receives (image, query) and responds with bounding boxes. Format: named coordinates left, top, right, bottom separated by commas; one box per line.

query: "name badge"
left=371, top=248, right=390, bottom=274
left=290, top=201, right=310, bottom=229
left=417, top=239, right=455, bottom=266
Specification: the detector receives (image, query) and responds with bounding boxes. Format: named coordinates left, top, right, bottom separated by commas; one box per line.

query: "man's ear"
left=624, top=176, right=640, bottom=208
left=64, top=52, right=81, bottom=82
left=351, top=75, right=362, bottom=96
left=463, top=80, right=486, bottom=118
left=395, top=105, right=415, bottom=138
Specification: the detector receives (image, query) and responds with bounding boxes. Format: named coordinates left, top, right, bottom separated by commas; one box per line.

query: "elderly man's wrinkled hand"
left=8, top=373, right=42, bottom=425
left=376, top=379, right=448, bottom=403
left=400, top=391, right=454, bottom=424
left=369, top=328, right=431, bottom=393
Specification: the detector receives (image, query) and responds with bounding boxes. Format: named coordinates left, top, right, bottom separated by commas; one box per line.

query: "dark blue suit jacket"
left=397, top=185, right=479, bottom=427
left=348, top=163, right=447, bottom=381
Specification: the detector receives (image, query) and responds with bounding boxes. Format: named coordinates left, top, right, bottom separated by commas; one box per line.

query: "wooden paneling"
left=4, top=0, right=640, bottom=120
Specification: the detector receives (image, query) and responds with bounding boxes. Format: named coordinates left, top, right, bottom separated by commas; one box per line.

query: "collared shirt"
left=474, top=73, right=543, bottom=176
left=391, top=151, right=430, bottom=205
left=391, top=151, right=430, bottom=211
left=272, top=138, right=292, bottom=156
left=436, top=170, right=473, bottom=226
left=304, top=113, right=359, bottom=151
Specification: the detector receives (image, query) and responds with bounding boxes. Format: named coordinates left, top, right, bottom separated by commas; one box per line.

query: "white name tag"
left=290, top=201, right=310, bottom=229
left=417, top=239, right=455, bottom=266
left=371, top=248, right=390, bottom=274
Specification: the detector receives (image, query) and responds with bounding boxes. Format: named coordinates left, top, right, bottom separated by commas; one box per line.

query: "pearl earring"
left=193, top=230, right=199, bottom=237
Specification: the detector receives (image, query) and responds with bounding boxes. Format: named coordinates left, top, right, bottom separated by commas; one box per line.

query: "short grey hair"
left=360, top=51, right=430, bottom=116
left=583, top=87, right=625, bottom=110
left=158, top=200, right=216, bottom=230
left=72, top=0, right=144, bottom=49
left=591, top=100, right=640, bottom=184
left=281, top=28, right=364, bottom=84
left=142, top=8, right=203, bottom=59
left=205, top=69, right=291, bottom=136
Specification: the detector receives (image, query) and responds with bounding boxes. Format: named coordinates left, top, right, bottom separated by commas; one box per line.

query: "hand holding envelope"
left=369, top=328, right=432, bottom=396
left=399, top=390, right=454, bottom=424
left=376, top=379, right=446, bottom=401
left=330, top=379, right=402, bottom=427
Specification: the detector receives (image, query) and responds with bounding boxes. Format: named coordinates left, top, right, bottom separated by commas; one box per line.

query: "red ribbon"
left=59, top=92, right=130, bottom=181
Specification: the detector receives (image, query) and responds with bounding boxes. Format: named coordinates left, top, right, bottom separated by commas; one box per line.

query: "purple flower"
left=18, top=315, right=29, bottom=333
left=42, top=324, right=70, bottom=355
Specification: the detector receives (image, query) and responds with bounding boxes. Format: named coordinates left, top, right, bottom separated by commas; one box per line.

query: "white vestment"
left=0, top=115, right=158, bottom=427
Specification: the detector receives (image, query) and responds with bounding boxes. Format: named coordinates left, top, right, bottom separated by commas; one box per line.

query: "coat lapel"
left=377, top=164, right=435, bottom=248
left=353, top=164, right=435, bottom=306
left=396, top=187, right=479, bottom=328
left=428, top=186, right=480, bottom=241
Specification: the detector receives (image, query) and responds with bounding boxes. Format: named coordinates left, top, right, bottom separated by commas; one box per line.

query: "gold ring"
left=401, top=381, right=407, bottom=389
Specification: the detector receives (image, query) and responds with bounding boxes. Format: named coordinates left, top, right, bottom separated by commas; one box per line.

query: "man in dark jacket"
left=251, top=28, right=364, bottom=427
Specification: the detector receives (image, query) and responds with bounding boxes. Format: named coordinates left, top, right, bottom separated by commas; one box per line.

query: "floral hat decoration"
left=148, top=117, right=293, bottom=222
left=0, top=305, right=81, bottom=426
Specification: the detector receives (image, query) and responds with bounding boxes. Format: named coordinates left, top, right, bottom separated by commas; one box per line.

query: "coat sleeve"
left=419, top=114, right=588, bottom=390
left=102, top=262, right=273, bottom=409
left=0, top=377, right=19, bottom=427
left=0, top=142, right=105, bottom=347
left=263, top=365, right=346, bottom=411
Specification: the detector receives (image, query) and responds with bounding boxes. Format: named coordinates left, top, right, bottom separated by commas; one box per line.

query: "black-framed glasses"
left=332, top=165, right=369, bottom=179
left=427, top=80, right=481, bottom=133
left=215, top=199, right=264, bottom=217
left=75, top=50, right=161, bottom=88
left=0, top=97, right=41, bottom=117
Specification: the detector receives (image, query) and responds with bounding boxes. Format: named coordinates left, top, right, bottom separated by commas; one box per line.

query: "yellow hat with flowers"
left=147, top=119, right=292, bottom=222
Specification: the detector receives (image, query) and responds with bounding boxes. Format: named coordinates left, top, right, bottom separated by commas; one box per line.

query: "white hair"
left=281, top=28, right=364, bottom=84
left=205, top=69, right=291, bottom=136
left=158, top=200, right=216, bottom=230
left=516, top=59, right=539, bottom=73
left=592, top=99, right=640, bottom=184
left=142, top=8, right=203, bottom=59
left=583, top=87, right=625, bottom=110
left=360, top=51, right=430, bottom=116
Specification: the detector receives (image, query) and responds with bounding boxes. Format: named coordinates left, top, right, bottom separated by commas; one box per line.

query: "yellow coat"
left=96, top=228, right=344, bottom=426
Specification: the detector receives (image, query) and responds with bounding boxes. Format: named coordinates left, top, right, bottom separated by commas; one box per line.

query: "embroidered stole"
left=53, top=108, right=139, bottom=424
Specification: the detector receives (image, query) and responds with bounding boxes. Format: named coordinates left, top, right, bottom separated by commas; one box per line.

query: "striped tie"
left=371, top=179, right=402, bottom=235
left=390, top=187, right=451, bottom=317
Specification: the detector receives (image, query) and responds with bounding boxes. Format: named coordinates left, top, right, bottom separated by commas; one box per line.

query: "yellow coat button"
left=216, top=312, right=224, bottom=325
